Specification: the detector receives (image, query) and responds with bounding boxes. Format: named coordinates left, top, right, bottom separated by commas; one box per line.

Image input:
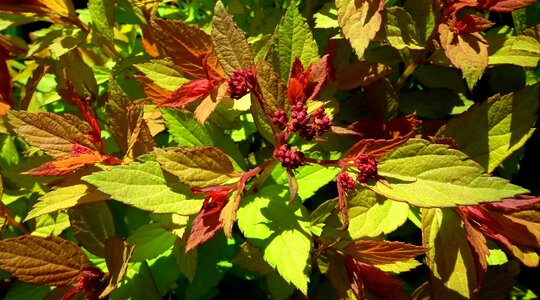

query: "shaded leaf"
left=0, top=235, right=90, bottom=286
left=68, top=201, right=115, bottom=257
left=336, top=0, right=385, bottom=59
left=100, top=236, right=135, bottom=298
left=382, top=7, right=423, bottom=50
left=438, top=84, right=539, bottom=173
left=486, top=35, right=540, bottom=67
left=83, top=161, right=203, bottom=215
left=256, top=58, right=287, bottom=113
left=88, top=0, right=115, bottom=41
left=423, top=208, right=478, bottom=299
left=334, top=61, right=393, bottom=90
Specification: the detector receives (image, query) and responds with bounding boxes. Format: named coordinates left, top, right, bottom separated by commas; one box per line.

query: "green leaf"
left=439, top=24, right=488, bottom=90
left=160, top=108, right=244, bottom=168
left=186, top=232, right=236, bottom=300
left=314, top=3, right=339, bottom=29
left=68, top=202, right=115, bottom=257
left=237, top=185, right=312, bottom=294
left=82, top=161, right=203, bottom=215
left=33, top=213, right=70, bottom=237
left=109, top=261, right=161, bottom=300
left=28, top=27, right=85, bottom=58
left=382, top=7, right=423, bottom=50
left=25, top=184, right=109, bottom=221
left=127, top=223, right=177, bottom=262
left=375, top=259, right=422, bottom=274
left=399, top=89, right=473, bottom=119
left=439, top=84, right=540, bottom=173
left=486, top=35, right=540, bottom=67
left=212, top=1, right=253, bottom=75
left=148, top=249, right=181, bottom=296
left=155, top=146, right=236, bottom=188
left=88, top=0, right=115, bottom=41
left=346, top=189, right=409, bottom=239
left=134, top=59, right=189, bottom=91
left=272, top=163, right=340, bottom=201
left=423, top=208, right=477, bottom=299
left=273, top=3, right=319, bottom=81
left=336, top=0, right=384, bottom=59
left=403, top=0, right=437, bottom=43
left=369, top=139, right=528, bottom=207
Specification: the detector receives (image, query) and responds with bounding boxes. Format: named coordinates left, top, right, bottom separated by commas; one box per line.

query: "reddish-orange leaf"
left=185, top=191, right=228, bottom=252
left=343, top=240, right=428, bottom=265
left=0, top=235, right=90, bottom=286
left=162, top=79, right=215, bottom=108
left=457, top=208, right=489, bottom=288
left=485, top=196, right=540, bottom=212
left=287, top=55, right=330, bottom=104
left=456, top=15, right=494, bottom=33
left=25, top=151, right=105, bottom=176
left=344, top=256, right=409, bottom=300
left=478, top=0, right=538, bottom=12
left=149, top=17, right=216, bottom=79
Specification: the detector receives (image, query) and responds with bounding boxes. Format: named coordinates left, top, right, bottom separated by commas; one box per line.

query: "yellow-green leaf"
left=155, top=146, right=236, bottom=188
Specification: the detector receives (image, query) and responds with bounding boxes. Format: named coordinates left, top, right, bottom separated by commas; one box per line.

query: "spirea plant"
left=0, top=0, right=539, bottom=299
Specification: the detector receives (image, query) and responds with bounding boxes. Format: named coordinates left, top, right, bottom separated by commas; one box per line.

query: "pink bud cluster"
left=273, top=144, right=306, bottom=169
left=227, top=67, right=254, bottom=99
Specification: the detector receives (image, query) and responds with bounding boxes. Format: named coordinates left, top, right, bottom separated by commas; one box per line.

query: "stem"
left=0, top=202, right=30, bottom=235
left=305, top=157, right=343, bottom=167
left=393, top=59, right=419, bottom=91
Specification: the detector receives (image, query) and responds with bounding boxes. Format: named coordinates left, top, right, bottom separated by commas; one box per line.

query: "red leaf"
left=477, top=0, right=538, bottom=12
left=286, top=55, right=330, bottom=104
left=161, top=79, right=215, bottom=108
left=343, top=240, right=428, bottom=265
left=457, top=208, right=489, bottom=289
left=344, top=256, right=409, bottom=300
left=485, top=195, right=540, bottom=212
left=456, top=15, right=494, bottom=33
left=185, top=191, right=228, bottom=252
left=0, top=52, right=13, bottom=115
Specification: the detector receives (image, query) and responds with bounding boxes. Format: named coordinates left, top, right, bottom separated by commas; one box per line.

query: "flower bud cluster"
left=227, top=67, right=254, bottom=99
left=273, top=144, right=306, bottom=169
left=355, top=154, right=379, bottom=183
left=338, top=172, right=356, bottom=192
left=271, top=105, right=333, bottom=141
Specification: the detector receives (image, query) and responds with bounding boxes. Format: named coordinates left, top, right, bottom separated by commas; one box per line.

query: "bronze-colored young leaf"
left=7, top=111, right=99, bottom=158
left=334, top=61, right=393, bottom=90
left=155, top=146, right=236, bottom=188
left=439, top=23, right=488, bottom=91
left=336, top=0, right=385, bottom=59
left=343, top=240, right=428, bottom=265
left=100, top=236, right=135, bottom=298
left=150, top=17, right=216, bottom=79
left=212, top=1, right=253, bottom=75
left=0, top=235, right=90, bottom=286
